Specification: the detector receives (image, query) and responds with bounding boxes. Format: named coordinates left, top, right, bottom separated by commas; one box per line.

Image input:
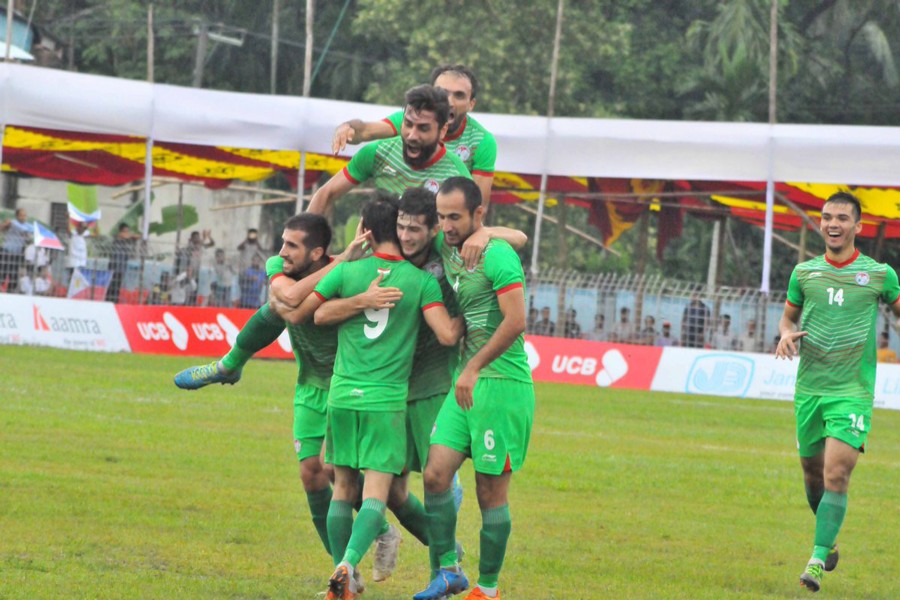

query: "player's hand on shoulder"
left=775, top=330, right=807, bottom=360
left=362, top=273, right=402, bottom=309
left=461, top=228, right=490, bottom=270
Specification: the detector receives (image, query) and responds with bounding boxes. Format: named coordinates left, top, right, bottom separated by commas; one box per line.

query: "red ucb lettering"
left=191, top=323, right=224, bottom=341
left=137, top=322, right=170, bottom=341
left=551, top=355, right=598, bottom=376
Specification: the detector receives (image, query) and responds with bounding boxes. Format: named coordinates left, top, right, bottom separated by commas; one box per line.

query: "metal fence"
left=0, top=232, right=269, bottom=309
left=4, top=230, right=898, bottom=355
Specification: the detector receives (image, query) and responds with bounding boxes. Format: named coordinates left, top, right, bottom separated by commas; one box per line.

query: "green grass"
left=1, top=346, right=899, bottom=599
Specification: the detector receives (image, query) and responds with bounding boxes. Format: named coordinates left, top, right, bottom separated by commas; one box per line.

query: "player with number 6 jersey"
left=776, top=192, right=900, bottom=594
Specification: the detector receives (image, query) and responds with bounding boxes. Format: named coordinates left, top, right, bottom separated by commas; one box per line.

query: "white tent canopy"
left=2, top=62, right=900, bottom=186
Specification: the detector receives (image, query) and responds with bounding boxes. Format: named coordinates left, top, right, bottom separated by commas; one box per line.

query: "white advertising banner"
left=0, top=293, right=130, bottom=352
left=652, top=347, right=900, bottom=410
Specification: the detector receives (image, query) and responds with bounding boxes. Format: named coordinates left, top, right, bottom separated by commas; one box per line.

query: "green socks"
left=805, top=484, right=823, bottom=514
left=392, top=492, right=429, bottom=546
left=343, top=498, right=387, bottom=568
left=221, top=305, right=284, bottom=372
left=478, top=505, right=511, bottom=590
left=812, top=490, right=847, bottom=562
left=306, top=487, right=332, bottom=555
left=326, top=500, right=354, bottom=567
left=425, top=489, right=458, bottom=568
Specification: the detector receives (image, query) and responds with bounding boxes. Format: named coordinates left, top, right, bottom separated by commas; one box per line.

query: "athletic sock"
left=392, top=492, right=429, bottom=545
left=425, top=488, right=458, bottom=568
left=326, top=500, right=354, bottom=567
left=305, top=486, right=333, bottom=555
left=805, top=484, right=824, bottom=514
left=343, top=498, right=386, bottom=567
left=478, top=505, right=511, bottom=590
left=812, top=490, right=847, bottom=562
left=220, top=305, right=284, bottom=372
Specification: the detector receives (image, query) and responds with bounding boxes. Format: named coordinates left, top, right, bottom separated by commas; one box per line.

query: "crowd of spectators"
left=0, top=218, right=274, bottom=308
left=525, top=296, right=778, bottom=352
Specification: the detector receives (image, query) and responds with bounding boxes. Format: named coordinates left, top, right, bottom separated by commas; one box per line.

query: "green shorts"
left=294, top=385, right=327, bottom=462
left=794, top=393, right=871, bottom=457
left=326, top=407, right=406, bottom=475
left=406, top=394, right=445, bottom=473
left=431, top=377, right=535, bottom=475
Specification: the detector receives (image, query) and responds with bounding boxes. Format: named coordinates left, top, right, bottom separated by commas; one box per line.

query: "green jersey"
left=385, top=111, right=497, bottom=176
left=438, top=232, right=532, bottom=383
left=266, top=255, right=338, bottom=391
left=408, top=246, right=460, bottom=402
left=787, top=250, right=900, bottom=400
left=315, top=252, right=444, bottom=411
left=343, top=137, right=471, bottom=195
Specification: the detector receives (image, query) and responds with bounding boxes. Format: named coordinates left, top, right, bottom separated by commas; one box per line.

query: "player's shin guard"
left=478, top=505, right=511, bottom=589
left=306, top=486, right=333, bottom=555
left=326, top=500, right=354, bottom=567
left=425, top=489, right=458, bottom=567
left=343, top=498, right=387, bottom=567
left=392, top=492, right=429, bottom=545
left=221, top=304, right=284, bottom=372
left=812, top=491, right=847, bottom=562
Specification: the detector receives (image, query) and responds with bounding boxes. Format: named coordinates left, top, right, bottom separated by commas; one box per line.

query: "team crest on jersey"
left=855, top=272, right=870, bottom=286
left=455, top=145, right=471, bottom=161
left=424, top=259, right=444, bottom=279
left=377, top=267, right=391, bottom=280
left=424, top=179, right=440, bottom=193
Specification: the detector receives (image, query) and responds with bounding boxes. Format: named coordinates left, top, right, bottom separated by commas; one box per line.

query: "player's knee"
left=422, top=464, right=452, bottom=494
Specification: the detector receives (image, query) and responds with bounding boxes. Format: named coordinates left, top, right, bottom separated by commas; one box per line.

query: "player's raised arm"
left=332, top=118, right=396, bottom=155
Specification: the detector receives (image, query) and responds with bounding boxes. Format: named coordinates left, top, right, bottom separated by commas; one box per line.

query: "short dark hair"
left=824, top=191, right=862, bottom=222
left=361, top=191, right=400, bottom=245
left=285, top=213, right=332, bottom=252
left=438, top=176, right=482, bottom=215
left=404, top=85, right=451, bottom=129
left=430, top=64, right=480, bottom=100
left=399, top=187, right=437, bottom=229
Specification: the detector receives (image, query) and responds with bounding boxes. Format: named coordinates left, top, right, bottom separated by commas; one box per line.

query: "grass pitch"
left=1, top=345, right=899, bottom=599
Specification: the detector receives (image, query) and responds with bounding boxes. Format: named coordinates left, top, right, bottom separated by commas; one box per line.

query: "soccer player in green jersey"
left=308, top=84, right=471, bottom=215
left=332, top=64, right=497, bottom=211
left=286, top=194, right=463, bottom=600
left=775, top=192, right=900, bottom=593
left=315, top=187, right=527, bottom=582
left=415, top=177, right=535, bottom=600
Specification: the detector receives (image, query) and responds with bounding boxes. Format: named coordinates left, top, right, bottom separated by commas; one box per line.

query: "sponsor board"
left=0, top=293, right=129, bottom=351
left=115, top=304, right=292, bottom=358
left=526, top=335, right=663, bottom=390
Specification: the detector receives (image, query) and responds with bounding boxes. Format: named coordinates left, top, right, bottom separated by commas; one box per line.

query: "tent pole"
left=761, top=0, right=778, bottom=294
left=529, top=0, right=564, bottom=277
left=296, top=0, right=314, bottom=214
left=4, top=0, right=13, bottom=61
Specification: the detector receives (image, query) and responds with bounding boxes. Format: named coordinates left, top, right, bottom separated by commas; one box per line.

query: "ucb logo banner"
left=115, top=305, right=292, bottom=358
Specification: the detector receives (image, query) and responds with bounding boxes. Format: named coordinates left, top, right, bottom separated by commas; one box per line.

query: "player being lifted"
left=415, top=177, right=535, bottom=600
left=285, top=194, right=462, bottom=600
left=309, top=84, right=471, bottom=214
left=331, top=64, right=496, bottom=212
left=775, top=192, right=900, bottom=593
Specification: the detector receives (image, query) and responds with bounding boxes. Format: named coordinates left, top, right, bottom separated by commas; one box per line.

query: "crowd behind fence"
left=3, top=228, right=899, bottom=358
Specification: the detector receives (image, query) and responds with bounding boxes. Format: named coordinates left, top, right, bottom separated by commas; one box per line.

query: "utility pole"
left=270, top=0, right=280, bottom=94
left=192, top=20, right=208, bottom=88
left=296, top=0, right=314, bottom=213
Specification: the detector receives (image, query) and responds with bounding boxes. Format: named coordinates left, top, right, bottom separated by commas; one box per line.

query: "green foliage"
left=3, top=345, right=900, bottom=598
